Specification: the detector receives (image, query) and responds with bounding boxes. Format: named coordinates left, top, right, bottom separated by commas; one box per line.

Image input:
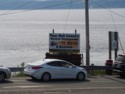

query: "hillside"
left=0, top=0, right=125, bottom=10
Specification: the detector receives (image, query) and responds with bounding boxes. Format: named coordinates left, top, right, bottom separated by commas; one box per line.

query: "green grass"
left=12, top=62, right=26, bottom=77
left=13, top=72, right=26, bottom=77
left=88, top=70, right=106, bottom=76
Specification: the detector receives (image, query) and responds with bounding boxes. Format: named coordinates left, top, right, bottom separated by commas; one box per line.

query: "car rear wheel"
left=77, top=72, right=85, bottom=81
left=0, top=72, right=6, bottom=82
left=42, top=73, right=51, bottom=81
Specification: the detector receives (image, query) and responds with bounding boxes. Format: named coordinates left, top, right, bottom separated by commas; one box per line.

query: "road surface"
left=0, top=75, right=125, bottom=94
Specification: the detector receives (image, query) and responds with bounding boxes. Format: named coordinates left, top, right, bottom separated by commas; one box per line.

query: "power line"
left=106, top=0, right=118, bottom=31
left=91, top=0, right=125, bottom=20
left=118, top=34, right=125, bottom=54
left=92, top=0, right=125, bottom=54
left=63, top=0, right=73, bottom=33
left=0, top=0, right=82, bottom=17
left=0, top=1, right=16, bottom=6
left=0, top=0, right=35, bottom=16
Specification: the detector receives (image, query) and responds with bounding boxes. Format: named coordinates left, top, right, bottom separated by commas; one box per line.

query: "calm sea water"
left=0, top=9, right=125, bottom=67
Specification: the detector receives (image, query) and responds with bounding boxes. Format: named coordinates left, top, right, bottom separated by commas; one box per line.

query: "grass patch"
left=13, top=72, right=25, bottom=77
left=12, top=62, right=26, bottom=77
left=88, top=70, right=105, bottom=76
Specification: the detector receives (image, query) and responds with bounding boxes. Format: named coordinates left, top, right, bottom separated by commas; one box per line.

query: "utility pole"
left=109, top=31, right=112, bottom=59
left=85, top=0, right=90, bottom=65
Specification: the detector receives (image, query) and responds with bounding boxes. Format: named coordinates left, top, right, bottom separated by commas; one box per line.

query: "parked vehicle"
left=113, top=54, right=125, bottom=78
left=0, top=67, right=11, bottom=82
left=24, top=59, right=87, bottom=81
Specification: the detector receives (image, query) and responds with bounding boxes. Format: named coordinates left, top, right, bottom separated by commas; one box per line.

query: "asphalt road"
left=0, top=75, right=125, bottom=94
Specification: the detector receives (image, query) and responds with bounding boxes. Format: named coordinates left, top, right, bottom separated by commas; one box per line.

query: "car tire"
left=119, top=73, right=125, bottom=78
left=77, top=72, right=85, bottom=81
left=0, top=72, right=6, bottom=82
left=31, top=77, right=37, bottom=80
left=42, top=72, right=51, bottom=81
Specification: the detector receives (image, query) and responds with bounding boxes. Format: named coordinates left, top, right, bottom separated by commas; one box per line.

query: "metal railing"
left=9, top=67, right=24, bottom=72
left=9, top=66, right=112, bottom=72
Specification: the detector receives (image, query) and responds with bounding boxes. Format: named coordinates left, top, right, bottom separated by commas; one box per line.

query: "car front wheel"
left=0, top=72, right=6, bottom=82
left=42, top=73, right=51, bottom=81
left=77, top=72, right=85, bottom=81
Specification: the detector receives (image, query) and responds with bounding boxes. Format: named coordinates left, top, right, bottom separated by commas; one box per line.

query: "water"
left=0, top=9, right=125, bottom=67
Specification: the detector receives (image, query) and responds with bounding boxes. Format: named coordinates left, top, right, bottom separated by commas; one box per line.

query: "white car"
left=0, top=67, right=11, bottom=82
left=24, top=59, right=87, bottom=81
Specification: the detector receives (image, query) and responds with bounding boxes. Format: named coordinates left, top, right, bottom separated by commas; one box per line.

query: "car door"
left=59, top=61, right=77, bottom=78
left=47, top=61, right=62, bottom=78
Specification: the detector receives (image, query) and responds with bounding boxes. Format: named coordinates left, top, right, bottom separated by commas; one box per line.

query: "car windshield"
left=116, top=55, right=125, bottom=62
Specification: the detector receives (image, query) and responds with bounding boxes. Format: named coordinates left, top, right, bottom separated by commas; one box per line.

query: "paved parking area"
left=0, top=75, right=125, bottom=94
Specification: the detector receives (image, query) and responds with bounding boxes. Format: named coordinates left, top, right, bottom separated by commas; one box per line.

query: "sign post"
left=109, top=31, right=118, bottom=60
left=114, top=32, right=118, bottom=59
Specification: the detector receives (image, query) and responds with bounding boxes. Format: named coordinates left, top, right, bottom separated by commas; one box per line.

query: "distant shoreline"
left=0, top=0, right=125, bottom=10
left=0, top=8, right=125, bottom=10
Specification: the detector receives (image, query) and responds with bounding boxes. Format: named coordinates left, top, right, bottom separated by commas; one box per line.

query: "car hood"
left=0, top=67, right=10, bottom=72
left=77, top=66, right=86, bottom=70
left=0, top=67, right=8, bottom=70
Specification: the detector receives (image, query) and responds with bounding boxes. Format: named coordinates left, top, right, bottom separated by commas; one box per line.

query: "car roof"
left=44, top=59, right=66, bottom=62
left=29, top=59, right=68, bottom=65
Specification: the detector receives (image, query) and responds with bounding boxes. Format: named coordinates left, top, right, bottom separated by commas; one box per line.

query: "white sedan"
left=24, top=59, right=87, bottom=81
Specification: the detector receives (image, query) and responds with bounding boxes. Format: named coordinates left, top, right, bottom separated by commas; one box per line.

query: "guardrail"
left=9, top=66, right=112, bottom=72
left=81, top=66, right=112, bottom=70
left=9, top=67, right=24, bottom=72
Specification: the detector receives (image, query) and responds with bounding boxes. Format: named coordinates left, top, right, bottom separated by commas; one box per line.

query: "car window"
left=47, top=61, right=61, bottom=67
left=60, top=61, right=73, bottom=67
left=116, top=55, right=125, bottom=62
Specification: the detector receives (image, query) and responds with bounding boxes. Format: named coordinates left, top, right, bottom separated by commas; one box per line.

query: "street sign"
left=49, top=33, right=80, bottom=54
left=111, top=32, right=118, bottom=51
left=109, top=31, right=118, bottom=59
